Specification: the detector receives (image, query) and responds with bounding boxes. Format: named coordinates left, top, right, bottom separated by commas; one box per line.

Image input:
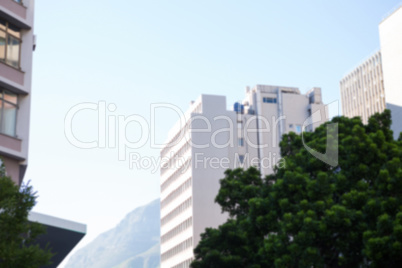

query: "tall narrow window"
left=0, top=31, right=6, bottom=62
left=238, top=138, right=244, bottom=147
left=0, top=89, right=18, bottom=136
left=0, top=19, right=21, bottom=68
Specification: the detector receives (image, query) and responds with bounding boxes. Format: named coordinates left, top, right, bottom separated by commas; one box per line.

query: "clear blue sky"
left=25, top=0, right=401, bottom=266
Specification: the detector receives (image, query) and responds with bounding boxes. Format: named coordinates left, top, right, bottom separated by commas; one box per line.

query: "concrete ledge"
left=0, top=133, right=22, bottom=152
left=0, top=1, right=29, bottom=29
left=29, top=212, right=87, bottom=234
left=28, top=212, right=86, bottom=268
left=0, top=61, right=25, bottom=88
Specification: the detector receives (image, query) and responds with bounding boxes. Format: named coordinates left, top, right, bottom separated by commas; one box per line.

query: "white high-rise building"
left=340, top=51, right=385, bottom=124
left=379, top=5, right=402, bottom=138
left=160, top=85, right=327, bottom=268
left=340, top=5, right=402, bottom=139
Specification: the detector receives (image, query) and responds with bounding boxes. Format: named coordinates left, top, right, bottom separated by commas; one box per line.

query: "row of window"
left=263, top=97, right=277, bottom=104
left=161, top=140, right=191, bottom=176
left=288, top=124, right=302, bottom=134
left=342, top=54, right=381, bottom=82
left=161, top=217, right=192, bottom=244
left=161, top=237, right=193, bottom=262
left=341, top=54, right=383, bottom=115
left=0, top=89, right=18, bottom=136
left=161, top=177, right=192, bottom=209
left=161, top=197, right=192, bottom=227
left=0, top=19, right=21, bottom=69
left=161, top=120, right=192, bottom=159
left=171, top=258, right=194, bottom=268
left=341, top=73, right=384, bottom=119
left=161, top=158, right=191, bottom=193
left=343, top=73, right=382, bottom=98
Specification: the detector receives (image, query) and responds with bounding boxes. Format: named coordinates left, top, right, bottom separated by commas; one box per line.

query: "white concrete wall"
left=387, top=103, right=402, bottom=140
left=191, top=106, right=235, bottom=248
left=379, top=6, right=402, bottom=107
left=380, top=6, right=402, bottom=139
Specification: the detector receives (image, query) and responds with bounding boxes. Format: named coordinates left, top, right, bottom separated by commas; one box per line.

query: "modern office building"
left=340, top=5, right=402, bottom=138
left=339, top=51, right=385, bottom=124
left=0, top=1, right=85, bottom=267
left=0, top=0, right=35, bottom=185
left=160, top=85, right=327, bottom=268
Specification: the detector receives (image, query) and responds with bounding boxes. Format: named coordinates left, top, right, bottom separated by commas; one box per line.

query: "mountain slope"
left=65, top=199, right=160, bottom=268
left=113, top=243, right=160, bottom=268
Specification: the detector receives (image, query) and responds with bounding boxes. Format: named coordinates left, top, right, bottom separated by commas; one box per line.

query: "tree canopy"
left=191, top=110, right=402, bottom=268
left=0, top=164, right=53, bottom=268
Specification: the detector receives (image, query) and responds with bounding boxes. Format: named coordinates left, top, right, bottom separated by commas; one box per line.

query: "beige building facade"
left=340, top=51, right=385, bottom=124
left=340, top=5, right=402, bottom=139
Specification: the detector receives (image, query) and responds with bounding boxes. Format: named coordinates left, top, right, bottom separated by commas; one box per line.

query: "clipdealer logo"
left=64, top=100, right=339, bottom=171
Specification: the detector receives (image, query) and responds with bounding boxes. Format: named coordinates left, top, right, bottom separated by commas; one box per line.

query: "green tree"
left=0, top=163, right=53, bottom=267
left=191, top=110, right=402, bottom=268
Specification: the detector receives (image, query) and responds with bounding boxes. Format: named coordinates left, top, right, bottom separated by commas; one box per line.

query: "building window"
left=295, top=125, right=302, bottom=134
left=238, top=138, right=244, bottom=147
left=0, top=89, right=18, bottom=136
left=13, top=0, right=23, bottom=4
left=263, top=97, right=277, bottom=104
left=0, top=19, right=21, bottom=68
left=238, top=155, right=245, bottom=164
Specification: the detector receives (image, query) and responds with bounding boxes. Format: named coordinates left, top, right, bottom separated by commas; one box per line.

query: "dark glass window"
left=263, top=97, right=277, bottom=103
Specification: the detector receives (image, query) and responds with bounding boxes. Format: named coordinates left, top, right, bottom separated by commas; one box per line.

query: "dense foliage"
left=191, top=110, right=402, bottom=268
left=0, top=164, right=53, bottom=268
